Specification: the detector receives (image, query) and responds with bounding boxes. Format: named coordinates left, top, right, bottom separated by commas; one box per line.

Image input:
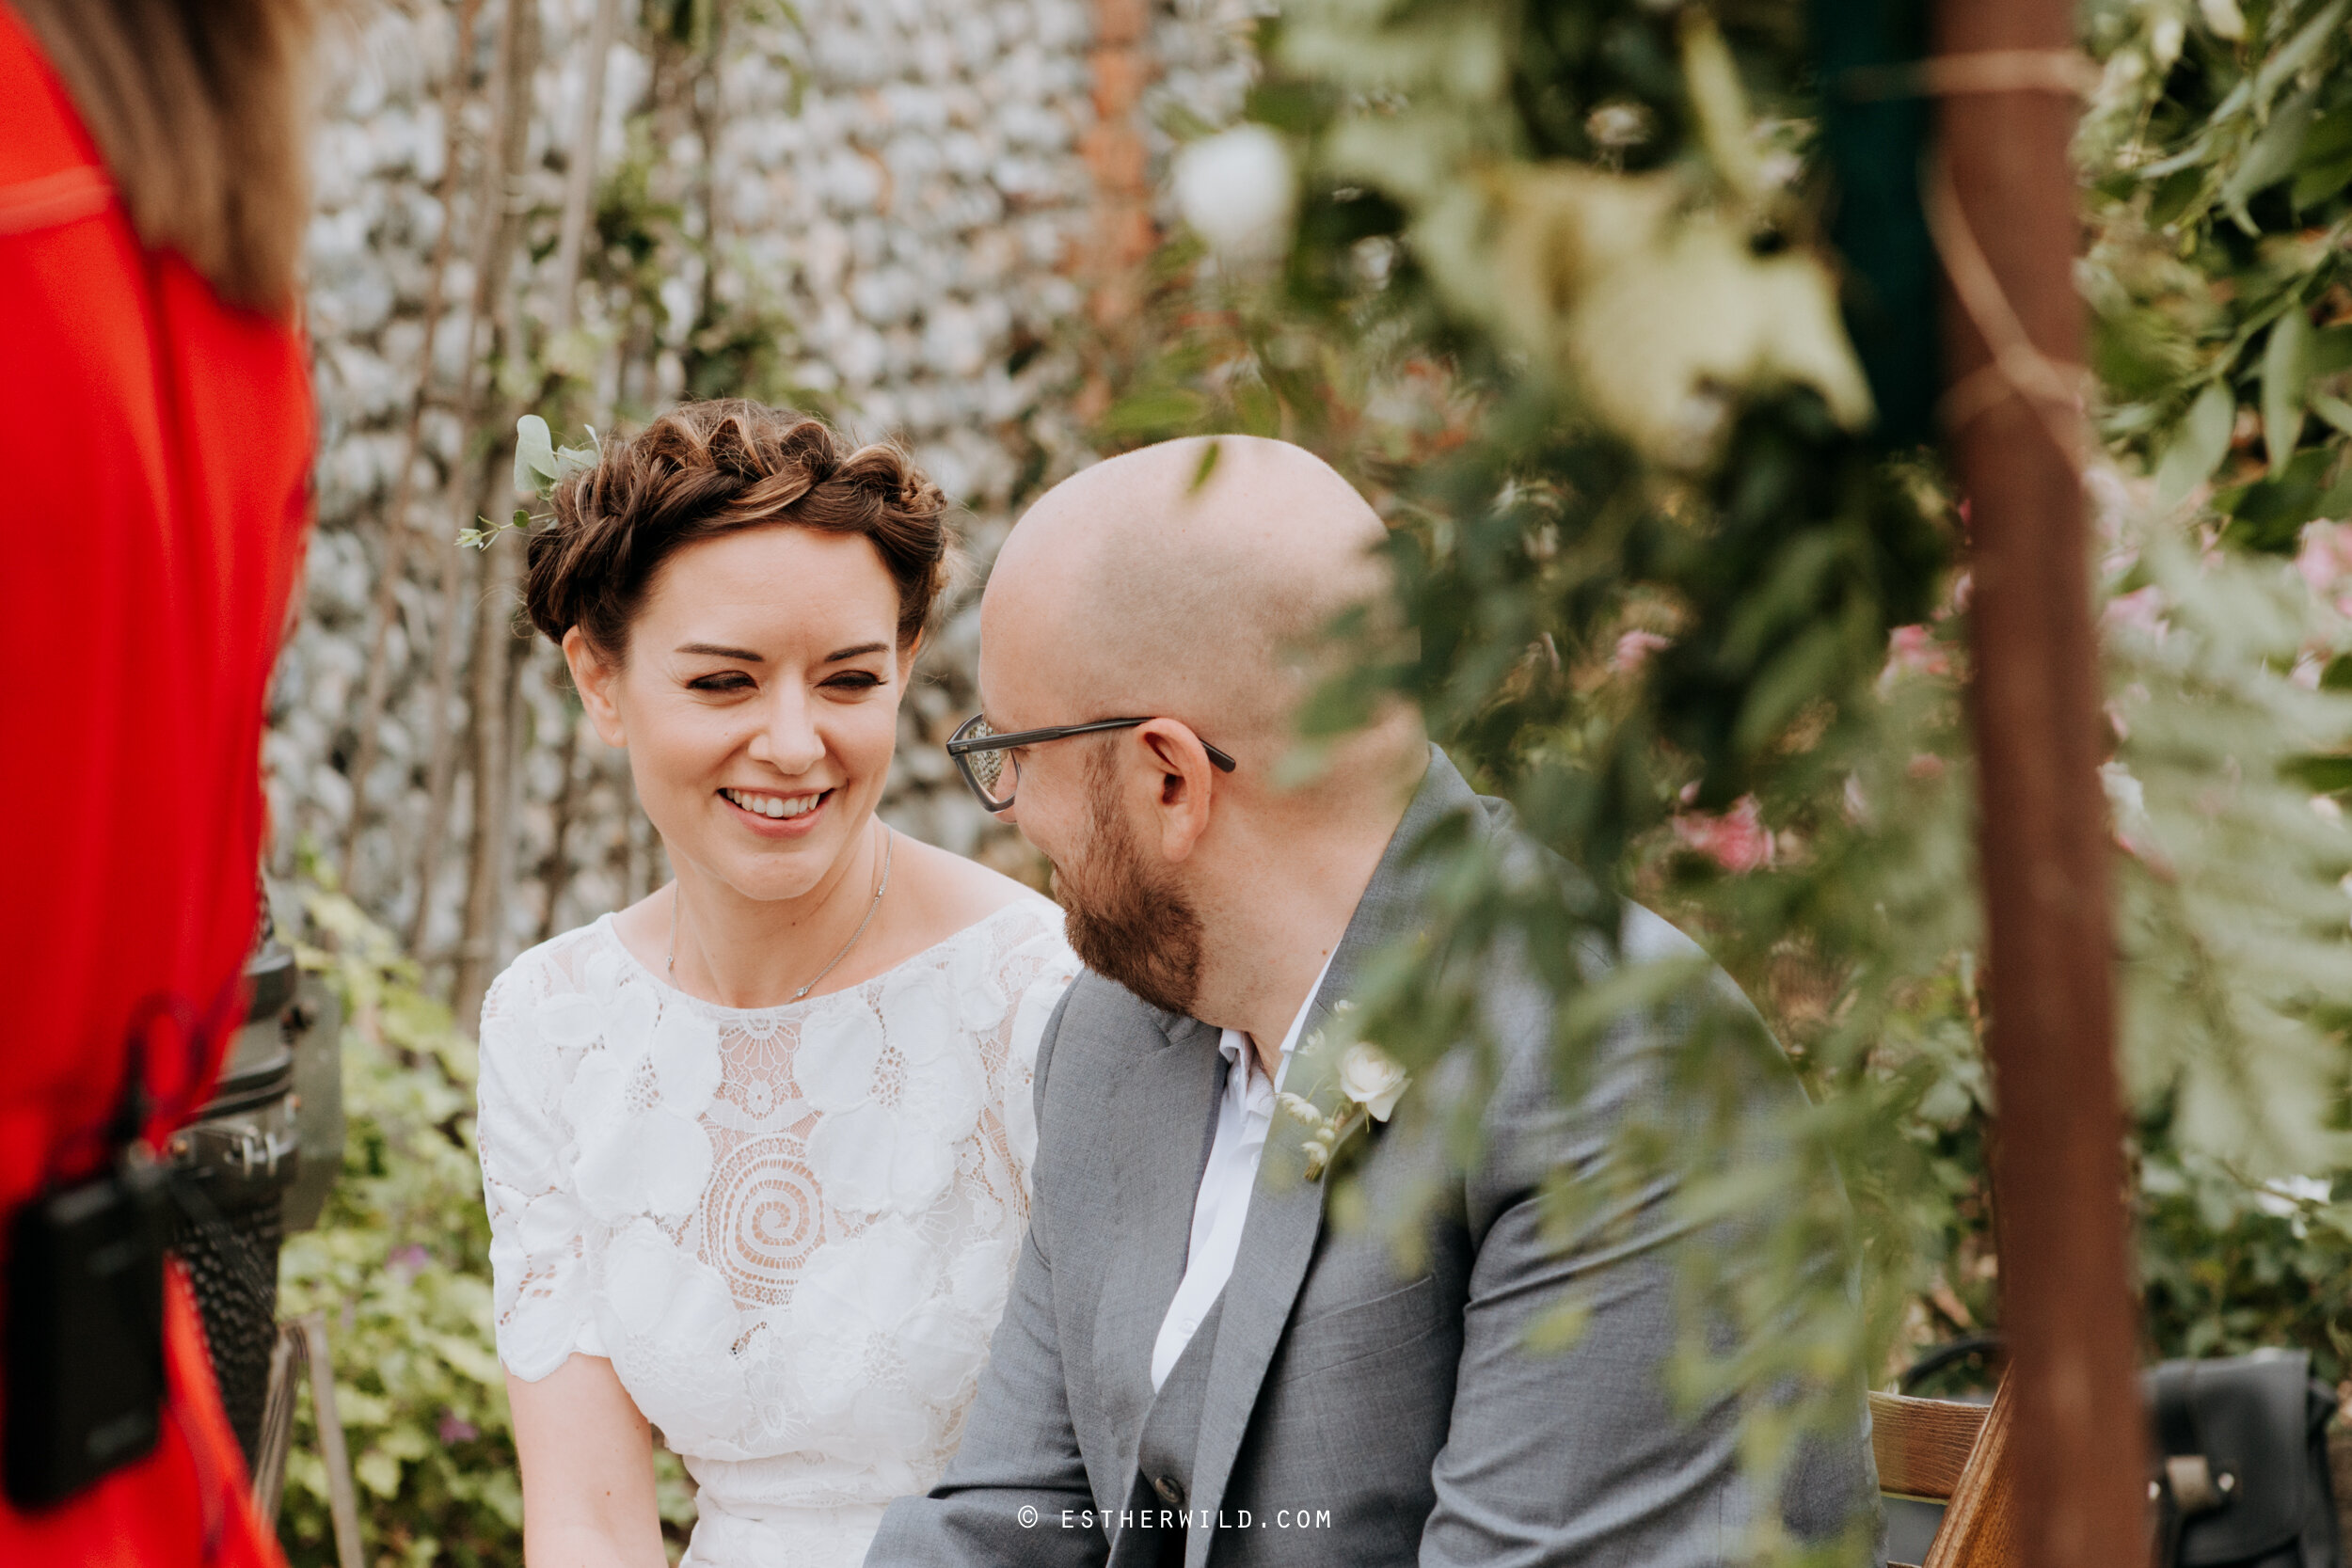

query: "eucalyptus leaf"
left=513, top=414, right=557, bottom=497
left=2156, top=381, right=2240, bottom=506
left=2219, top=87, right=2317, bottom=232
left=2312, top=395, right=2352, bottom=439
left=2251, top=0, right=2348, bottom=104
left=2263, top=308, right=2312, bottom=472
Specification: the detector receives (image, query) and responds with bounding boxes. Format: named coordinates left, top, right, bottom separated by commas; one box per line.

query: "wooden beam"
left=1869, top=1391, right=1992, bottom=1501
left=1924, top=1378, right=2021, bottom=1568
left=1934, top=0, right=2149, bottom=1561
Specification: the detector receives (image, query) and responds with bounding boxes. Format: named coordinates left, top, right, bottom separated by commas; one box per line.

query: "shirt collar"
left=1216, top=948, right=1341, bottom=1086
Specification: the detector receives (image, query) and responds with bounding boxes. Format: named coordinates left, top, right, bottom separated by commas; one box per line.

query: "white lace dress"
left=476, top=899, right=1077, bottom=1568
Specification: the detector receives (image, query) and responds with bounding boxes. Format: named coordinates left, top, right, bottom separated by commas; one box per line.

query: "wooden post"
left=248, top=1323, right=303, bottom=1525
left=1934, top=1, right=2147, bottom=1563
left=298, top=1312, right=364, bottom=1568
left=417, top=0, right=541, bottom=984
left=551, top=0, right=623, bottom=337
left=341, top=0, right=485, bottom=895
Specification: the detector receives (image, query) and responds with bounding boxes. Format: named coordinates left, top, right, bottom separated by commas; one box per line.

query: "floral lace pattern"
left=477, top=899, right=1076, bottom=1566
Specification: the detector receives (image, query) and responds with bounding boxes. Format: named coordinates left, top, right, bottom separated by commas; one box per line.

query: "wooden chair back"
left=1869, top=1378, right=2016, bottom=1568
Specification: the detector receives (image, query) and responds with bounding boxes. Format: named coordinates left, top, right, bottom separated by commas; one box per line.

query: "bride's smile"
left=719, top=786, right=826, bottom=823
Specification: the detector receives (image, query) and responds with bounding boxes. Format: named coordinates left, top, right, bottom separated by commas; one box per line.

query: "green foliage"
left=277, top=879, right=694, bottom=1565
left=458, top=416, right=599, bottom=549
left=1108, top=0, right=2352, bottom=1552
left=2079, top=0, right=2352, bottom=546
left=2075, top=0, right=2352, bottom=1371
left=680, top=279, right=834, bottom=414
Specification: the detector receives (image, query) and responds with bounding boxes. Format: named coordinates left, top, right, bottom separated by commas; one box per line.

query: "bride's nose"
left=746, top=687, right=824, bottom=776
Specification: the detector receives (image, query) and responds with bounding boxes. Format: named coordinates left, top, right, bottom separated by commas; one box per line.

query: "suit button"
left=1154, top=1475, right=1185, bottom=1507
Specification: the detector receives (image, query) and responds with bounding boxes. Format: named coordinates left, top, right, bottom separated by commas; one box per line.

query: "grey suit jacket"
left=868, top=750, right=1878, bottom=1567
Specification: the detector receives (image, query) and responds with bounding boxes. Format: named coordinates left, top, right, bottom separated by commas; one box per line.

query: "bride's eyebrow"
left=823, top=642, right=890, bottom=662
left=677, top=642, right=763, bottom=660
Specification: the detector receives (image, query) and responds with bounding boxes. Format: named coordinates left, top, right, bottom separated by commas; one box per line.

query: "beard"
left=1054, top=748, right=1204, bottom=1018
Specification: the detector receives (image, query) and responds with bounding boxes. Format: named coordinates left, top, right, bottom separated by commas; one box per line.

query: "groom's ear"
left=564, top=626, right=628, bottom=748
left=1135, top=720, right=1218, bottom=864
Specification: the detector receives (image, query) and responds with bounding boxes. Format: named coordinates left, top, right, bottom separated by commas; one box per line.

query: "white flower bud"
left=2198, top=0, right=2246, bottom=40
left=1171, top=124, right=1297, bottom=263
left=1337, top=1043, right=1409, bottom=1123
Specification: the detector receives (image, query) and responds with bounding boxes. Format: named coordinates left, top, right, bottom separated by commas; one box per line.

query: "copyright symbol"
left=1017, top=1506, right=1040, bottom=1528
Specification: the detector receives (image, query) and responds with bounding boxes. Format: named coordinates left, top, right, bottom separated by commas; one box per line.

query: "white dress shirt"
left=1148, top=957, right=1334, bottom=1389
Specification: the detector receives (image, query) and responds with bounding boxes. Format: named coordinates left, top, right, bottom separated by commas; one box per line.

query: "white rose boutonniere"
left=1278, top=1006, right=1411, bottom=1181
left=1337, top=1042, right=1409, bottom=1122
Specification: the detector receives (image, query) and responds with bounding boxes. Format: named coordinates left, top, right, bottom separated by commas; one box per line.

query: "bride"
left=475, top=402, right=1077, bottom=1568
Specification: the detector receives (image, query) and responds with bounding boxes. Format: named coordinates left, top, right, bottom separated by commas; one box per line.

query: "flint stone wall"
left=270, top=0, right=1252, bottom=990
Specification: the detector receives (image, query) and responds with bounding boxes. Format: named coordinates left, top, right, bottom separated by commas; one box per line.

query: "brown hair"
left=10, top=0, right=316, bottom=315
left=524, top=401, right=952, bottom=661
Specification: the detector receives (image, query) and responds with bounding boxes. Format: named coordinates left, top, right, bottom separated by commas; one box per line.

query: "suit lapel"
left=1185, top=748, right=1484, bottom=1539
left=1185, top=991, right=1338, bottom=1540
left=1093, top=1010, right=1224, bottom=1448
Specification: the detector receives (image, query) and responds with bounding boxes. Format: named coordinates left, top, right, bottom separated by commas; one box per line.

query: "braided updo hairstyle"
left=523, top=400, right=951, bottom=660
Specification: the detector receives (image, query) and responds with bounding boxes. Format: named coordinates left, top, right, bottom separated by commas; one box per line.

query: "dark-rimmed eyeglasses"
left=946, top=714, right=1238, bottom=813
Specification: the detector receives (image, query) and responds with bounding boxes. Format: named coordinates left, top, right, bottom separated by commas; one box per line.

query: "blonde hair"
left=10, top=0, right=318, bottom=315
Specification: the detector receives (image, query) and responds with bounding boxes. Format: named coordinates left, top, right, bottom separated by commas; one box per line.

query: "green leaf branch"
left=456, top=414, right=600, bottom=549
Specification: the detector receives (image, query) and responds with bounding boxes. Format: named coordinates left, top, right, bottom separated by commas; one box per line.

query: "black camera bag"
left=2150, top=1350, right=2340, bottom=1568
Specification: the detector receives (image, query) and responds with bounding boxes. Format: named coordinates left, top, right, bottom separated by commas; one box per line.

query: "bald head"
left=982, top=436, right=1399, bottom=774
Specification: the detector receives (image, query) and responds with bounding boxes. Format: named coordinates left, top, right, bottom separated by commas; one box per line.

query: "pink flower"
left=1881, top=625, right=1951, bottom=689
left=437, top=1411, right=479, bottom=1446
left=2297, top=521, right=2352, bottom=599
left=1611, top=629, right=1671, bottom=673
left=1673, top=796, right=1772, bottom=873
left=2102, top=586, right=2167, bottom=640
left=389, top=1245, right=431, bottom=1276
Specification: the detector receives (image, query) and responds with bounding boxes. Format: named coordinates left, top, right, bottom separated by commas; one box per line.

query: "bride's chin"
left=717, top=859, right=833, bottom=906
left=731, top=839, right=871, bottom=904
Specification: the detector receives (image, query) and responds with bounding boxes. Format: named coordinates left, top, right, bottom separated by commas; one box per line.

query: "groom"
left=869, top=436, right=1877, bottom=1566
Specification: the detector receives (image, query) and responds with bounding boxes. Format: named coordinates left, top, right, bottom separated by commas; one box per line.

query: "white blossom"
left=1172, top=124, right=1297, bottom=262
left=1337, top=1042, right=1410, bottom=1123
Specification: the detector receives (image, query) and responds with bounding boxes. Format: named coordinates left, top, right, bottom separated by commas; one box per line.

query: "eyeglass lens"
left=955, top=718, right=1009, bottom=803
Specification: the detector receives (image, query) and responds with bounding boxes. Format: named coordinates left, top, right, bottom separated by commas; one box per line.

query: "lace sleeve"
left=993, top=912, right=1080, bottom=1189
left=477, top=953, right=601, bottom=1381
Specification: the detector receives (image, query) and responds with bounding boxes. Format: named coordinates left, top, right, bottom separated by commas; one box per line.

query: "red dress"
left=0, top=7, right=313, bottom=1563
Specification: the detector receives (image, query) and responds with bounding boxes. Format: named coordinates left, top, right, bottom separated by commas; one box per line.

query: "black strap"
left=2153, top=1360, right=2203, bottom=1462
left=2153, top=1484, right=2184, bottom=1568
left=2149, top=1362, right=2205, bottom=1568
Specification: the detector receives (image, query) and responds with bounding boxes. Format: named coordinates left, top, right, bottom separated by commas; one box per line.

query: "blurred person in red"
left=0, top=0, right=318, bottom=1562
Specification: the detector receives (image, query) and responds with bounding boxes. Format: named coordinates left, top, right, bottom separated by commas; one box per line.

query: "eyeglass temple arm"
left=948, top=718, right=1238, bottom=772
